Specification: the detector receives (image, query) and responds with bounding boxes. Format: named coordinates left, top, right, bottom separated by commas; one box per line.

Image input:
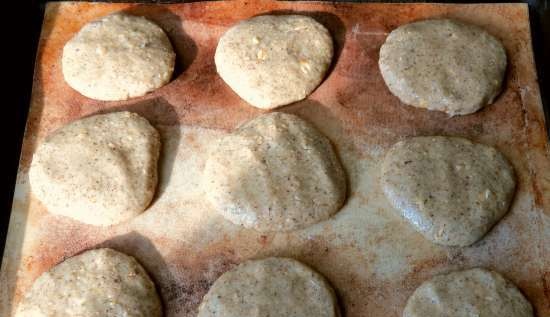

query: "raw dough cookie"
left=198, top=257, right=339, bottom=317
left=203, top=112, right=346, bottom=232
left=381, top=136, right=515, bottom=246
left=29, top=111, right=160, bottom=226
left=404, top=268, right=533, bottom=317
left=62, top=13, right=175, bottom=101
left=379, top=19, right=507, bottom=116
left=215, top=15, right=333, bottom=109
left=15, top=248, right=162, bottom=317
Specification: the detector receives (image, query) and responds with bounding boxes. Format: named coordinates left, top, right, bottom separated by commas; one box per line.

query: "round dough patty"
left=215, top=15, right=333, bottom=109
left=15, top=248, right=162, bottom=317
left=379, top=19, right=507, bottom=116
left=62, top=13, right=175, bottom=101
left=404, top=268, right=533, bottom=317
left=198, top=257, right=339, bottom=317
left=203, top=112, right=346, bottom=232
left=381, top=136, right=515, bottom=246
left=29, top=111, right=160, bottom=226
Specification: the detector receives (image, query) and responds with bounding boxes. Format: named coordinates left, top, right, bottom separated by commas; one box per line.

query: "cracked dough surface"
left=29, top=111, right=160, bottom=226
left=203, top=112, right=346, bottom=232
left=379, top=19, right=507, bottom=116
left=215, top=15, right=333, bottom=109
left=62, top=13, right=175, bottom=101
left=381, top=136, right=515, bottom=246
left=15, top=248, right=162, bottom=317
left=404, top=268, right=533, bottom=317
left=197, top=257, right=339, bottom=317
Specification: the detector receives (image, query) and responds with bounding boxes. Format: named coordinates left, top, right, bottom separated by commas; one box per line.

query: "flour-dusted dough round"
left=203, top=112, right=346, bottom=232
left=379, top=19, right=507, bottom=116
left=198, top=257, right=339, bottom=317
left=62, top=13, right=175, bottom=101
left=215, top=15, right=333, bottom=109
left=404, top=268, right=533, bottom=317
left=29, top=111, right=160, bottom=226
left=381, top=136, right=515, bottom=246
left=15, top=248, right=162, bottom=317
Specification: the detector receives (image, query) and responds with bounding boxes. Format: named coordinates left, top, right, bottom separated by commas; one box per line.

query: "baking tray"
left=2, top=1, right=549, bottom=316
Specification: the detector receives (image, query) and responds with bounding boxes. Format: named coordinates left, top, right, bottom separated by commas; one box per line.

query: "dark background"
left=2, top=0, right=549, bottom=259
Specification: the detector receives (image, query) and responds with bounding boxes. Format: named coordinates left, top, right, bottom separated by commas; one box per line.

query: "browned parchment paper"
left=1, top=1, right=549, bottom=316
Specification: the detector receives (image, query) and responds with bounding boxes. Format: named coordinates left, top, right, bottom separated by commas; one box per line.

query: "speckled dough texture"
left=15, top=248, right=162, bottom=317
left=62, top=13, right=175, bottom=101
left=404, top=268, right=533, bottom=317
left=29, top=111, right=160, bottom=226
left=197, top=257, right=339, bottom=317
left=215, top=15, right=333, bottom=109
left=379, top=19, right=507, bottom=116
left=203, top=112, right=346, bottom=232
left=381, top=136, right=516, bottom=246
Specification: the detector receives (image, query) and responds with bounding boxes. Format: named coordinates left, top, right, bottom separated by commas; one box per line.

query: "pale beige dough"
left=404, top=268, right=533, bottom=317
left=197, top=257, right=339, bottom=317
left=203, top=112, right=346, bottom=232
left=29, top=111, right=160, bottom=226
left=15, top=248, right=162, bottom=317
left=381, top=136, right=515, bottom=246
left=62, top=13, right=175, bottom=101
left=379, top=19, right=507, bottom=116
left=215, top=15, right=333, bottom=109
